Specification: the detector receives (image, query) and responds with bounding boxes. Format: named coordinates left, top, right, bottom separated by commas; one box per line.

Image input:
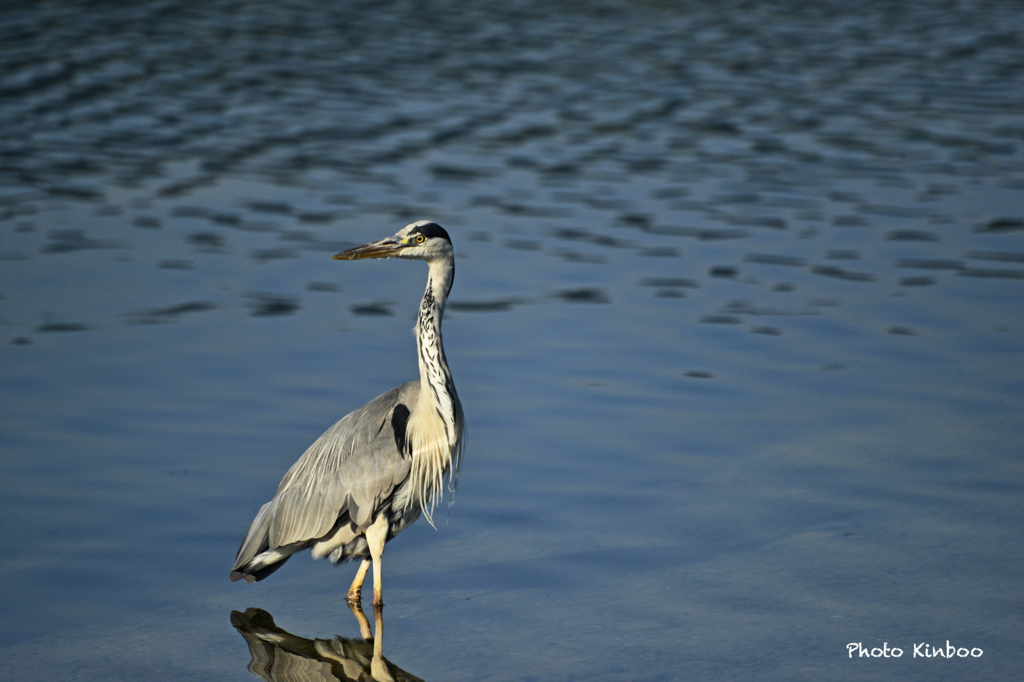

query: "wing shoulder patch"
left=391, top=403, right=411, bottom=458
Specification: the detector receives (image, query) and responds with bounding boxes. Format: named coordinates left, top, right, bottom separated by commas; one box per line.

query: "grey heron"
left=230, top=220, right=465, bottom=606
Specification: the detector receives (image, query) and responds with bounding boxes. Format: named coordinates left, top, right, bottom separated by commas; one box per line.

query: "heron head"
left=333, top=221, right=453, bottom=262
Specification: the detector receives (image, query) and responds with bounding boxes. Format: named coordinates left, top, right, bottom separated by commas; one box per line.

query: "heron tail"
left=230, top=500, right=299, bottom=582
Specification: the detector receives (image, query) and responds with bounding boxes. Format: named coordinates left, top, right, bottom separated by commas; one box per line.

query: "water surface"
left=1, top=1, right=1023, bottom=680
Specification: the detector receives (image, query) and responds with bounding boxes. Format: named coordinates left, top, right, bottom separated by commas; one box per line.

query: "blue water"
left=2, top=1, right=1023, bottom=680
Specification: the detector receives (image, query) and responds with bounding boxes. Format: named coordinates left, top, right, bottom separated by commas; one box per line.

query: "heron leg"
left=364, top=514, right=389, bottom=607
left=346, top=558, right=371, bottom=603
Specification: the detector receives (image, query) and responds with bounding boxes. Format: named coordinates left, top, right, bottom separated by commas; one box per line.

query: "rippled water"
left=2, top=1, right=1023, bottom=680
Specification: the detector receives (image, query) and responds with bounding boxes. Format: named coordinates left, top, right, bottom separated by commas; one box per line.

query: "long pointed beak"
left=332, top=238, right=406, bottom=260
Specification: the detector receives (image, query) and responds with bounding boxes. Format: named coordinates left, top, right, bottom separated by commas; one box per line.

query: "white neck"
left=415, top=257, right=458, bottom=445
left=396, top=255, right=463, bottom=522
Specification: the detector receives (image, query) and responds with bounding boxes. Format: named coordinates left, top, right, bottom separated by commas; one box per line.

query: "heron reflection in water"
left=232, top=604, right=422, bottom=682
left=231, top=221, right=465, bottom=606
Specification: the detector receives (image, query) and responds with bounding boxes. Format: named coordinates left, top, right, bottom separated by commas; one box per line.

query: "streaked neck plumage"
left=416, top=256, right=459, bottom=444
left=396, top=253, right=464, bottom=523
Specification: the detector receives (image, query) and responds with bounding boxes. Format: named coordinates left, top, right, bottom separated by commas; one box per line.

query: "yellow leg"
left=364, top=514, right=389, bottom=607
left=346, top=558, right=371, bottom=603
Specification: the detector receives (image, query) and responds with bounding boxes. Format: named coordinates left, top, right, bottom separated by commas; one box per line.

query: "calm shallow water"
left=2, top=1, right=1023, bottom=680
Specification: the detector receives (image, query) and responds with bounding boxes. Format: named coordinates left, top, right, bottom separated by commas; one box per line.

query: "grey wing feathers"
left=232, top=381, right=419, bottom=579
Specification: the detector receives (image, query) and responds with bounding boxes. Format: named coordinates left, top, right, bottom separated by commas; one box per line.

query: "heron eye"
left=415, top=235, right=425, bottom=243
